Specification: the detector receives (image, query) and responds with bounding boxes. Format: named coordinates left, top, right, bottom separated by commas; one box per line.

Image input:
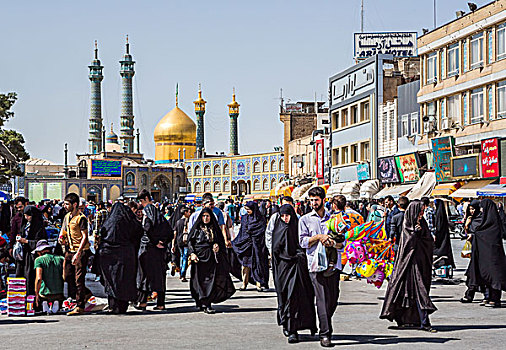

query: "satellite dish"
left=422, top=116, right=430, bottom=122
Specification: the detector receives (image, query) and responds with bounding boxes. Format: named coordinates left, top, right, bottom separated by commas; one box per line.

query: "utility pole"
left=279, top=88, right=284, bottom=113
left=361, top=0, right=364, bottom=33
left=433, top=0, right=436, bottom=29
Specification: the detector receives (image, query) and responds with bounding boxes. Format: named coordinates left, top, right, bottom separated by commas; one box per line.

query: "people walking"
left=173, top=206, right=191, bottom=282
left=433, top=199, right=455, bottom=269
left=272, top=204, right=317, bottom=344
left=97, top=202, right=143, bottom=314
left=188, top=207, right=235, bottom=314
left=380, top=200, right=437, bottom=332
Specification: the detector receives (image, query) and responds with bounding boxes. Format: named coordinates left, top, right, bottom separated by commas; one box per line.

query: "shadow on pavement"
left=338, top=301, right=379, bottom=306
left=331, top=334, right=459, bottom=346
left=435, top=325, right=506, bottom=332
left=215, top=305, right=277, bottom=313
left=230, top=294, right=276, bottom=300
left=0, top=319, right=59, bottom=325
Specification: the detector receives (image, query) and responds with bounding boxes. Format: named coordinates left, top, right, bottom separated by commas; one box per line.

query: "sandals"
left=133, top=303, right=147, bottom=311
left=153, top=306, right=166, bottom=311
left=421, top=326, right=437, bottom=333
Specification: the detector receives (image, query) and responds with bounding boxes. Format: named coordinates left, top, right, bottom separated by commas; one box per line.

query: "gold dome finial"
left=194, top=83, right=206, bottom=112
left=110, top=122, right=114, bottom=133
left=228, top=87, right=240, bottom=113
left=176, top=83, right=179, bottom=107
left=94, top=40, right=98, bottom=59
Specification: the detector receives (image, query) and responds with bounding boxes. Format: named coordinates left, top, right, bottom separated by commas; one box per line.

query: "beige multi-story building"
left=418, top=1, right=506, bottom=155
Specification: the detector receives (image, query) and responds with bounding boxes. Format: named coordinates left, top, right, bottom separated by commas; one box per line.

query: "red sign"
left=481, top=138, right=499, bottom=178
left=316, top=139, right=324, bottom=179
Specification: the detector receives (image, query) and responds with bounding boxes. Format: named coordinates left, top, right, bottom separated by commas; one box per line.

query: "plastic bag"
left=309, top=242, right=328, bottom=272
left=461, top=240, right=472, bottom=259
left=12, top=242, right=24, bottom=261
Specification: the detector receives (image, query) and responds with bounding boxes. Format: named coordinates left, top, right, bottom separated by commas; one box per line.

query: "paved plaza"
left=1, top=239, right=506, bottom=349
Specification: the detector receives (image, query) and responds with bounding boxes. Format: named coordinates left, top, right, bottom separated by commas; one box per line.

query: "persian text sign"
left=331, top=61, right=375, bottom=105
left=316, top=139, right=324, bottom=179
left=481, top=138, right=499, bottom=178
left=395, top=153, right=420, bottom=183
left=354, top=32, right=417, bottom=59
left=431, top=136, right=454, bottom=182
left=91, top=160, right=122, bottom=178
left=377, top=157, right=399, bottom=183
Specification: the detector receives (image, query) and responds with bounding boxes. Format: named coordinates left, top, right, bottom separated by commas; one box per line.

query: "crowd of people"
left=1, top=188, right=506, bottom=347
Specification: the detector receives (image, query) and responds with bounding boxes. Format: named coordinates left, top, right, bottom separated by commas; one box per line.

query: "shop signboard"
left=395, top=153, right=420, bottom=183
left=431, top=136, right=454, bottom=182
left=354, top=32, right=417, bottom=60
left=46, top=183, right=62, bottom=200
left=316, top=139, right=324, bottom=179
left=451, top=154, right=480, bottom=179
left=501, top=139, right=506, bottom=177
left=28, top=182, right=44, bottom=203
left=91, top=160, right=122, bottom=178
left=377, top=157, right=399, bottom=183
left=356, top=163, right=370, bottom=181
left=481, top=138, right=500, bottom=178
left=331, top=61, right=376, bottom=105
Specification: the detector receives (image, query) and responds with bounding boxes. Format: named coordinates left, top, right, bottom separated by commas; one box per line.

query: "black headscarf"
left=169, top=204, right=184, bottom=229
left=272, top=205, right=300, bottom=260
left=497, top=202, right=506, bottom=239
left=188, top=207, right=224, bottom=246
left=23, top=205, right=46, bottom=240
left=142, top=202, right=172, bottom=244
left=101, top=202, right=143, bottom=245
left=243, top=201, right=266, bottom=235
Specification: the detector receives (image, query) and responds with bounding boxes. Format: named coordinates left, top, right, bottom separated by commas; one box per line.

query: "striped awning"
left=292, top=183, right=314, bottom=200
left=450, top=179, right=495, bottom=198
left=477, top=184, right=506, bottom=197
left=431, top=182, right=462, bottom=197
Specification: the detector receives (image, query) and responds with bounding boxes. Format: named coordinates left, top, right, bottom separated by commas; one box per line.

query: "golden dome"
left=154, top=106, right=196, bottom=162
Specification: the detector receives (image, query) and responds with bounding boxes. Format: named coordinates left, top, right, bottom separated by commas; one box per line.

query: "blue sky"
left=1, top=0, right=491, bottom=163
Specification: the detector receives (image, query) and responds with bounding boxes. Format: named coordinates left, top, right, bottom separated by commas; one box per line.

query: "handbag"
left=13, top=241, right=24, bottom=261
left=309, top=242, right=328, bottom=272
left=461, top=240, right=472, bottom=259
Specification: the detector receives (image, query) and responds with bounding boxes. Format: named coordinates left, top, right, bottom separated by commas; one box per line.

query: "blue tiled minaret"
left=119, top=35, right=135, bottom=153
left=228, top=89, right=240, bottom=155
left=88, top=41, right=104, bottom=154
left=193, top=84, right=206, bottom=158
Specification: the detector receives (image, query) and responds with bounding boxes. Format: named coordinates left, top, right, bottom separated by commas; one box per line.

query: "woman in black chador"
left=463, top=199, right=506, bottom=307
left=17, top=205, right=47, bottom=295
left=97, top=203, right=143, bottom=314
left=433, top=199, right=455, bottom=268
left=272, top=204, right=316, bottom=344
left=232, top=201, right=269, bottom=291
left=380, top=200, right=437, bottom=332
left=188, top=207, right=235, bottom=314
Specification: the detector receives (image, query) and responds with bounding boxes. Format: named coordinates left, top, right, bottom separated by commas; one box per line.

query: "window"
left=253, top=179, right=260, bottom=191
left=400, top=114, right=409, bottom=137
left=223, top=181, right=230, bottom=192
left=213, top=164, right=221, bottom=175
left=410, top=112, right=419, bottom=135
left=194, top=182, right=201, bottom=193
left=427, top=53, right=437, bottom=83
left=360, top=101, right=369, bottom=122
left=447, top=43, right=460, bottom=77
left=497, top=80, right=506, bottom=118
left=361, top=142, right=370, bottom=161
left=497, top=23, right=506, bottom=60
left=204, top=181, right=211, bottom=192
left=341, top=146, right=349, bottom=165
left=262, top=178, right=269, bottom=191
left=223, top=163, right=230, bottom=175
left=340, top=109, right=348, bottom=128
left=213, top=181, right=220, bottom=192
left=447, top=95, right=461, bottom=126
left=351, top=105, right=358, bottom=124
left=186, top=166, right=192, bottom=177
left=270, top=159, right=277, bottom=172
left=279, top=160, right=284, bottom=171
left=271, top=178, right=277, bottom=190
left=141, top=174, right=147, bottom=186
left=351, top=144, right=358, bottom=163
left=195, top=166, right=201, bottom=176
left=204, top=165, right=211, bottom=176
left=332, top=148, right=339, bottom=166
left=331, top=111, right=339, bottom=130
left=125, top=172, right=135, bottom=186
left=262, top=160, right=268, bottom=172
left=253, top=161, right=260, bottom=173
left=470, top=33, right=484, bottom=69
left=470, top=88, right=484, bottom=123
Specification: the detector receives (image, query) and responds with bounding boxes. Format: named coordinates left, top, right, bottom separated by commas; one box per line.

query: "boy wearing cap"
left=34, top=240, right=64, bottom=314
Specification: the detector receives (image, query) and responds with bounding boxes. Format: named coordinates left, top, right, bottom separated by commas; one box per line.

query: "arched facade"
left=151, top=175, right=171, bottom=202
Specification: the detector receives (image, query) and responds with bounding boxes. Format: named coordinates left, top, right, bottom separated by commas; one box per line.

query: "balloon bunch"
left=331, top=220, right=395, bottom=289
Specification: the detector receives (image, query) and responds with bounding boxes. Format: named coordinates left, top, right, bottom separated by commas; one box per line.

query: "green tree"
left=0, top=92, right=29, bottom=184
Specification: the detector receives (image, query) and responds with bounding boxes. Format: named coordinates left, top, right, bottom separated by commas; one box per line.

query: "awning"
left=359, top=180, right=380, bottom=199
left=407, top=172, right=436, bottom=200
left=292, top=183, right=314, bottom=200
left=477, top=184, right=506, bottom=197
left=301, top=184, right=329, bottom=200
left=450, top=179, right=495, bottom=198
left=326, top=183, right=346, bottom=198
left=253, top=193, right=270, bottom=200
left=341, top=181, right=361, bottom=200
left=276, top=185, right=293, bottom=196
left=431, top=182, right=463, bottom=197
left=0, top=191, right=10, bottom=202
left=373, top=184, right=414, bottom=199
